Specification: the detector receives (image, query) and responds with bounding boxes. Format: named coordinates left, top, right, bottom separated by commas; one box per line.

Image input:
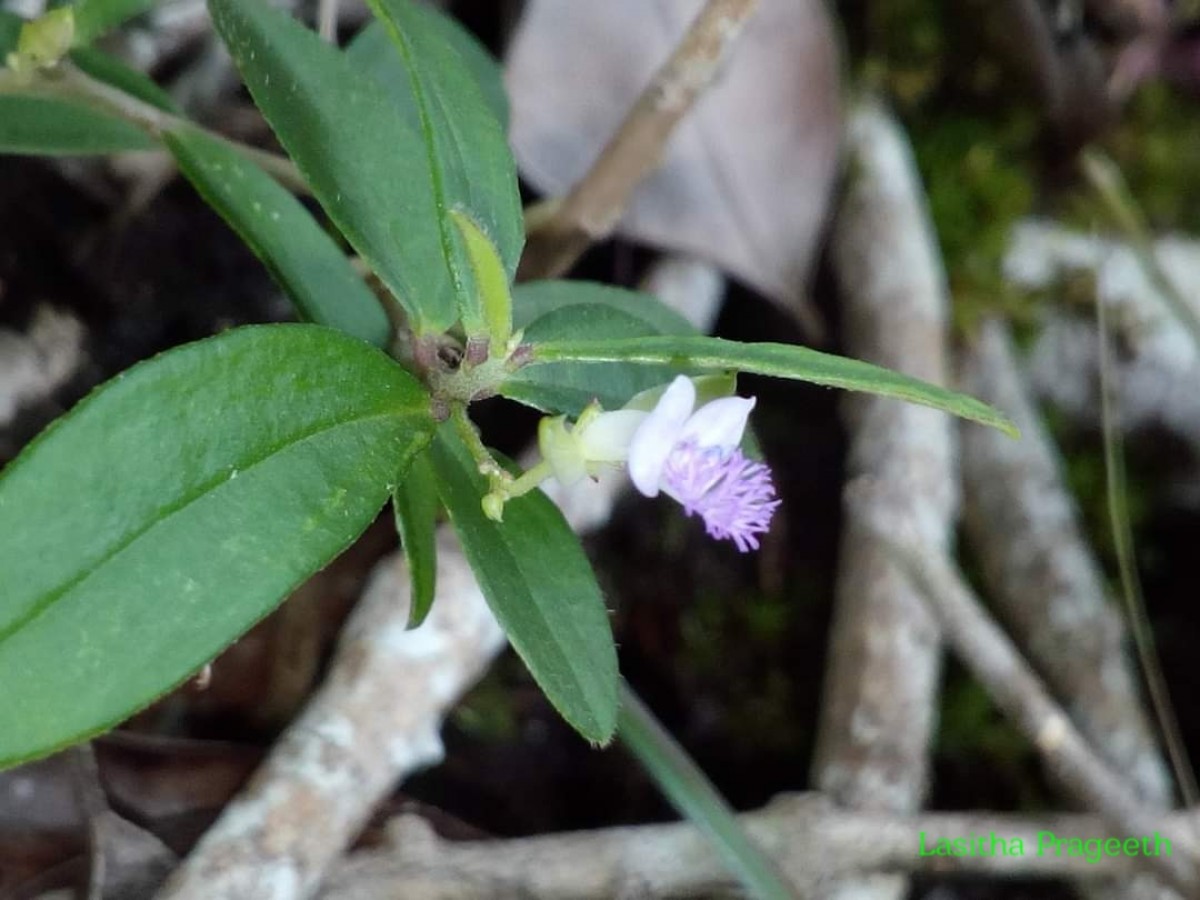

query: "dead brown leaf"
left=506, top=0, right=842, bottom=335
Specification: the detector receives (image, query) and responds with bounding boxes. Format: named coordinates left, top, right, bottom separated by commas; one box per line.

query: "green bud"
left=481, top=492, right=505, bottom=522
left=12, top=8, right=75, bottom=73
left=449, top=210, right=513, bottom=358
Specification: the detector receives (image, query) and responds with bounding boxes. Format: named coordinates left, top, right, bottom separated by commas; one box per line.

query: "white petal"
left=679, top=395, right=755, bottom=451
left=578, top=410, right=647, bottom=461
left=627, top=375, right=695, bottom=497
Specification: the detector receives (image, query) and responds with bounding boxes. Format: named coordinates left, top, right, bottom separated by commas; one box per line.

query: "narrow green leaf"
left=618, top=684, right=800, bottom=900
left=0, top=10, right=22, bottom=53
left=208, top=0, right=456, bottom=333
left=358, top=0, right=523, bottom=321
left=165, top=126, right=391, bottom=347
left=429, top=423, right=618, bottom=744
left=71, top=0, right=155, bottom=44
left=0, top=94, right=154, bottom=155
left=391, top=450, right=439, bottom=628
left=0, top=324, right=433, bottom=769
left=348, top=18, right=508, bottom=130
left=502, top=281, right=695, bottom=416
left=72, top=46, right=177, bottom=112
left=529, top=335, right=1019, bottom=435
left=450, top=210, right=511, bottom=349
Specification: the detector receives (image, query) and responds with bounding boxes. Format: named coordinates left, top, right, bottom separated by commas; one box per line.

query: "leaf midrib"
left=0, top=408, right=416, bottom=649
left=373, top=6, right=464, bottom=325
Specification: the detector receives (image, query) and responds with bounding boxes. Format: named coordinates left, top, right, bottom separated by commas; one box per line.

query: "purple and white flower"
left=537, top=376, right=780, bottom=552
left=627, top=376, right=779, bottom=552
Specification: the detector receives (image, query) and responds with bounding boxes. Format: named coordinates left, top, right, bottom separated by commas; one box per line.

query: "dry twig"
left=872, top=526, right=1200, bottom=896
left=517, top=0, right=761, bottom=281
left=151, top=531, right=508, bottom=900
left=811, top=96, right=956, bottom=900
left=960, top=318, right=1172, bottom=804
left=960, top=318, right=1176, bottom=900
left=1006, top=219, right=1200, bottom=497
left=316, top=795, right=1200, bottom=899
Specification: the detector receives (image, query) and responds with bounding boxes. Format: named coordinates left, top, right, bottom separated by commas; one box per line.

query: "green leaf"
left=71, top=0, right=155, bottom=44
left=502, top=281, right=696, bottom=416
left=391, top=450, right=438, bottom=629
left=357, top=0, right=523, bottom=322
left=450, top=210, right=511, bottom=349
left=529, top=335, right=1019, bottom=436
left=208, top=0, right=454, bottom=334
left=0, top=95, right=154, bottom=155
left=429, top=423, right=618, bottom=743
left=0, top=10, right=172, bottom=113
left=348, top=17, right=508, bottom=129
left=0, top=325, right=433, bottom=768
left=72, top=46, right=178, bottom=113
left=165, top=126, right=391, bottom=347
left=0, top=21, right=171, bottom=157
left=0, top=10, right=22, bottom=54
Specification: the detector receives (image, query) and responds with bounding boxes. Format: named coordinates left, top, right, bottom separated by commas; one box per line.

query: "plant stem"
left=1096, top=291, right=1200, bottom=807
left=1081, top=148, right=1200, bottom=353
left=449, top=404, right=502, bottom=479
left=617, top=682, right=800, bottom=900
left=0, top=61, right=310, bottom=194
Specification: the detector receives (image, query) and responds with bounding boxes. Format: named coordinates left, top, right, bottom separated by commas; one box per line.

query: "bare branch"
left=317, top=796, right=1200, bottom=900
left=812, top=96, right=957, bottom=900
left=960, top=318, right=1172, bottom=806
left=871, top=527, right=1200, bottom=896
left=960, top=317, right=1177, bottom=900
left=517, top=0, right=761, bottom=281
left=152, top=532, right=508, bottom=900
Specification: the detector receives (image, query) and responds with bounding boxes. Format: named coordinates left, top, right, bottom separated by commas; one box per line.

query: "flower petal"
left=679, top=396, right=755, bottom=452
left=628, top=375, right=695, bottom=497
left=578, top=410, right=648, bottom=462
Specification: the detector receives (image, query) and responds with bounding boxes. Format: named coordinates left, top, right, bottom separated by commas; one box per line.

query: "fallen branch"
left=316, top=795, right=1200, bottom=899
left=812, top=95, right=956, bottom=900
left=871, top=524, right=1200, bottom=896
left=960, top=318, right=1177, bottom=900
left=151, top=530, right=508, bottom=900
left=517, top=0, right=761, bottom=281
left=0, top=305, right=85, bottom=434
left=959, top=318, right=1172, bottom=806
left=1006, top=219, right=1200, bottom=491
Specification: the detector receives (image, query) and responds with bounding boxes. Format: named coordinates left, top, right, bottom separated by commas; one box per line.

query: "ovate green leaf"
left=356, top=0, right=523, bottom=326
left=348, top=17, right=508, bottom=129
left=166, top=126, right=391, bottom=347
left=0, top=325, right=433, bottom=768
left=429, top=423, right=618, bottom=744
left=208, top=0, right=456, bottom=333
left=0, top=95, right=154, bottom=155
left=502, top=281, right=695, bottom=416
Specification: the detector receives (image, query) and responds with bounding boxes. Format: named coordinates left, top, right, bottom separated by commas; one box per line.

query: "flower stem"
left=449, top=404, right=500, bottom=477
left=503, top=459, right=553, bottom=500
